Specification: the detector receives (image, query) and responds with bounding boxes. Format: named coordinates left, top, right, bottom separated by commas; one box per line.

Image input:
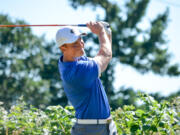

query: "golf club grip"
left=77, top=24, right=87, bottom=27
left=78, top=24, right=110, bottom=28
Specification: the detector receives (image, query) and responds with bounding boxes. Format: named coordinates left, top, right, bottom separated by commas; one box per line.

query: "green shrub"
left=112, top=93, right=180, bottom=135
left=0, top=98, right=75, bottom=135
left=0, top=93, right=179, bottom=135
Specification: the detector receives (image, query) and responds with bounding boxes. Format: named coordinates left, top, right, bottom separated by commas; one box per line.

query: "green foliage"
left=0, top=97, right=75, bottom=135
left=0, top=93, right=179, bottom=135
left=112, top=93, right=180, bottom=134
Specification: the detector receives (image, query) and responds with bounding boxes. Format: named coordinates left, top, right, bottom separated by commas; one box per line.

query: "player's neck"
left=63, top=55, right=75, bottom=62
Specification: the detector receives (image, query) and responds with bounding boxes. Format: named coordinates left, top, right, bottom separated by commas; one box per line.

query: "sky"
left=0, top=0, right=180, bottom=96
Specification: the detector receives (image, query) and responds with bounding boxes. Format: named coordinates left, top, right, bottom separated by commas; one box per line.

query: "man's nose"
left=79, top=40, right=84, bottom=48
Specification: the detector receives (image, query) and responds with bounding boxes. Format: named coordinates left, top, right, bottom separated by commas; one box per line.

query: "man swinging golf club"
left=56, top=21, right=117, bottom=135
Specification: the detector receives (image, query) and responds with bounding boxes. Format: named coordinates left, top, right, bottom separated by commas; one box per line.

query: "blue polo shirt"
left=58, top=55, right=110, bottom=119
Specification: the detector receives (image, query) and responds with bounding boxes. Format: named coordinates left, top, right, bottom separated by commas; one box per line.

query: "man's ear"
left=60, top=44, right=67, bottom=52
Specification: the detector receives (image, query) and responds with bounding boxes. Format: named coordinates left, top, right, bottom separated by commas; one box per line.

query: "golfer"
left=56, top=21, right=117, bottom=135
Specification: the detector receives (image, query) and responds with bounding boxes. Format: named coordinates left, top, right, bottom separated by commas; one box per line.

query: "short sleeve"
left=73, top=59, right=99, bottom=87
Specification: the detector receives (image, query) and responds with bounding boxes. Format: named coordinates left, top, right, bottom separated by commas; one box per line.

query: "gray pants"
left=71, top=123, right=109, bottom=135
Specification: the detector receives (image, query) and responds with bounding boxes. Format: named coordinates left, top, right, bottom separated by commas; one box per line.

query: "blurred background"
left=0, top=0, right=180, bottom=110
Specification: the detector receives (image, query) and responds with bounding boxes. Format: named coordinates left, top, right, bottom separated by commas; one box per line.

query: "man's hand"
left=86, top=22, right=105, bottom=36
left=87, top=21, right=112, bottom=43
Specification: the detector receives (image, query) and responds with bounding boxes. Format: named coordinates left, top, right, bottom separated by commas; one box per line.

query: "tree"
left=150, top=89, right=180, bottom=102
left=67, top=0, right=180, bottom=109
left=0, top=14, right=68, bottom=109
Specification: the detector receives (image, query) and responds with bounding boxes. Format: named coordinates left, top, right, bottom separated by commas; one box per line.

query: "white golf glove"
left=100, top=21, right=111, bottom=35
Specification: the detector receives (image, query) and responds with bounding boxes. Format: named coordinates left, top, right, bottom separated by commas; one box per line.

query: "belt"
left=76, top=116, right=112, bottom=124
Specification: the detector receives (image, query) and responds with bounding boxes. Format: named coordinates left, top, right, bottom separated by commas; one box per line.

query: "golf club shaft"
left=0, top=24, right=110, bottom=28
left=0, top=24, right=87, bottom=27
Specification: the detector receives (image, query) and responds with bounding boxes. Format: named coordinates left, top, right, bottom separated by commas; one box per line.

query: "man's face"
left=62, top=37, right=85, bottom=58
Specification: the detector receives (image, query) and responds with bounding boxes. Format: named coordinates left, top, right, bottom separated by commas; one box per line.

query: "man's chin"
left=78, top=53, right=84, bottom=57
left=79, top=50, right=85, bottom=56
left=73, top=53, right=84, bottom=60
left=75, top=50, right=85, bottom=57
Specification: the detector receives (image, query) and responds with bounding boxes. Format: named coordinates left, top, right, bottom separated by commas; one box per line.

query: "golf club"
left=0, top=24, right=110, bottom=28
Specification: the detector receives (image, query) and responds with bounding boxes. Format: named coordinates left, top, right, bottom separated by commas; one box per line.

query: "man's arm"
left=86, top=22, right=112, bottom=73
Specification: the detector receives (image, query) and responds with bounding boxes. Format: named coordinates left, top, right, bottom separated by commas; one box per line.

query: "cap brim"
left=80, top=33, right=87, bottom=36
left=58, top=33, right=87, bottom=47
left=69, top=33, right=87, bottom=43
